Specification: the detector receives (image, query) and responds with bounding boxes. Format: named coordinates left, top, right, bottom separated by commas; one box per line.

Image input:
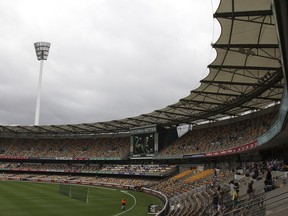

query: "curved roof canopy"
left=0, top=0, right=284, bottom=137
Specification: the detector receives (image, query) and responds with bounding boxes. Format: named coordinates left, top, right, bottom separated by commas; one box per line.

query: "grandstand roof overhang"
left=0, top=0, right=286, bottom=137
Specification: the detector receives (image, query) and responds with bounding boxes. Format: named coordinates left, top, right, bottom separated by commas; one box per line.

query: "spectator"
left=212, top=193, right=220, bottom=214
left=232, top=189, right=239, bottom=208
left=247, top=180, right=255, bottom=199
left=233, top=182, right=240, bottom=191
left=229, top=180, right=235, bottom=196
left=264, top=167, right=273, bottom=185
left=252, top=163, right=259, bottom=180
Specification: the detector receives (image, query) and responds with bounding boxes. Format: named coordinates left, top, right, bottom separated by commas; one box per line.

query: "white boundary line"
left=114, top=190, right=137, bottom=216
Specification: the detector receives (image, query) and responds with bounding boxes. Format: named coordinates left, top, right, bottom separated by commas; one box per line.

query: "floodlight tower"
left=34, top=41, right=51, bottom=125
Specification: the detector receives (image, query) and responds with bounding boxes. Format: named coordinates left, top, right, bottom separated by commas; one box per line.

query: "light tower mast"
left=34, top=41, right=51, bottom=125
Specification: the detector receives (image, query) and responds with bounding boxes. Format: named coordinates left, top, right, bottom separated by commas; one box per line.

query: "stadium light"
left=34, top=41, right=51, bottom=125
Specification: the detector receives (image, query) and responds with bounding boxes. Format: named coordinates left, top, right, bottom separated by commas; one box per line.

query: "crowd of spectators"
left=0, top=137, right=130, bottom=159
left=158, top=111, right=277, bottom=157
left=100, top=164, right=174, bottom=175
left=166, top=158, right=287, bottom=215
left=0, top=173, right=155, bottom=188
left=0, top=162, right=175, bottom=176
left=0, top=111, right=278, bottom=160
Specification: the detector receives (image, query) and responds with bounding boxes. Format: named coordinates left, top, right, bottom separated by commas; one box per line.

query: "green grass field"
left=0, top=181, right=163, bottom=216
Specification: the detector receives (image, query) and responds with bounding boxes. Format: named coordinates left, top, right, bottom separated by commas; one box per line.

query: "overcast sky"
left=0, top=0, right=220, bottom=126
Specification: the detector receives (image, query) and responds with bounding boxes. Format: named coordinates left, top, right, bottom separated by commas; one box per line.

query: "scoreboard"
left=130, top=125, right=158, bottom=157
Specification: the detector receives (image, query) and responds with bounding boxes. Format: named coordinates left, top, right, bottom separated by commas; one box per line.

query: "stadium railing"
left=142, top=188, right=169, bottom=216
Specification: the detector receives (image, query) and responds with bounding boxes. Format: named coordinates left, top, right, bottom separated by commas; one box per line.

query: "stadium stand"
left=0, top=0, right=288, bottom=215
left=0, top=137, right=130, bottom=159
left=157, top=111, right=278, bottom=158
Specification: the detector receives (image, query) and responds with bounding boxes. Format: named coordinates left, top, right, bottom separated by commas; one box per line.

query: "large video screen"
left=130, top=125, right=158, bottom=157
left=132, top=133, right=155, bottom=156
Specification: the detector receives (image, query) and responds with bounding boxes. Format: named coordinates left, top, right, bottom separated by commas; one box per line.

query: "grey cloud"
left=0, top=0, right=220, bottom=125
